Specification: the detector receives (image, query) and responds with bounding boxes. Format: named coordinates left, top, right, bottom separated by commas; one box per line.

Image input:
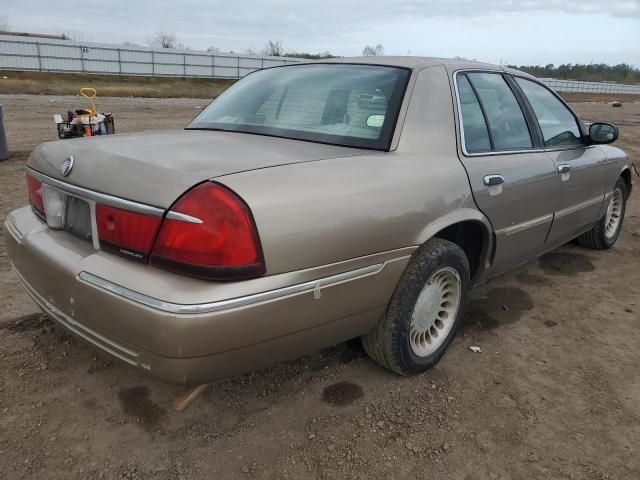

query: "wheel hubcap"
left=409, top=267, right=461, bottom=357
left=605, top=188, right=623, bottom=239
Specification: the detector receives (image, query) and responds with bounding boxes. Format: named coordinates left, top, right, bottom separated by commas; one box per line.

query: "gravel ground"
left=0, top=94, right=639, bottom=480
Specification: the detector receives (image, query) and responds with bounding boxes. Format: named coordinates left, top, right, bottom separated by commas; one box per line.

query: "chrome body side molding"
left=496, top=214, right=553, bottom=236
left=555, top=195, right=604, bottom=219
left=78, top=263, right=386, bottom=315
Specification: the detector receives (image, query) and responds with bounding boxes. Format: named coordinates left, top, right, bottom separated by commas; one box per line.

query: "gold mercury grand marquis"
left=5, top=57, right=634, bottom=385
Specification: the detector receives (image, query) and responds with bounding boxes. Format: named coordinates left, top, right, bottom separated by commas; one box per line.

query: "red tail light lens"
left=27, top=175, right=45, bottom=217
left=150, top=182, right=265, bottom=280
left=96, top=204, right=162, bottom=263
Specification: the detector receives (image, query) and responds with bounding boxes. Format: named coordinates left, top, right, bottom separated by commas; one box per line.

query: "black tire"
left=362, top=238, right=470, bottom=375
left=577, top=177, right=627, bottom=250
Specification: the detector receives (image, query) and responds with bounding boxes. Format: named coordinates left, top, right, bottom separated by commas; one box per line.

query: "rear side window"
left=515, top=77, right=583, bottom=148
left=466, top=73, right=533, bottom=151
left=456, top=75, right=491, bottom=152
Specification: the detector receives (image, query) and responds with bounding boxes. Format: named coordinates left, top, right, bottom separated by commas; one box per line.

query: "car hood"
left=28, top=130, right=369, bottom=208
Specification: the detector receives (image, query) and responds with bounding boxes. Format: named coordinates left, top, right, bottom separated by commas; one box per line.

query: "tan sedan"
left=5, top=57, right=633, bottom=384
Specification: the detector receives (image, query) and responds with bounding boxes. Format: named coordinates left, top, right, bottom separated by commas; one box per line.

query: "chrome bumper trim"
left=11, top=263, right=139, bottom=366
left=78, top=263, right=386, bottom=315
left=4, top=219, right=23, bottom=244
left=27, top=168, right=165, bottom=217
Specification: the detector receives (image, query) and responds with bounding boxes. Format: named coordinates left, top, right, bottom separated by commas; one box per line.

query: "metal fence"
left=1, top=35, right=640, bottom=94
left=0, top=35, right=303, bottom=79
left=541, top=78, right=640, bottom=95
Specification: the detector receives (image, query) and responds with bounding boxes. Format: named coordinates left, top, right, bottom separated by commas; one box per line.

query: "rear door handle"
left=557, top=164, right=571, bottom=181
left=483, top=174, right=505, bottom=186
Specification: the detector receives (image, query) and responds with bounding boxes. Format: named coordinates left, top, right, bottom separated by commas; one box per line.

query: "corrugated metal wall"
left=0, top=35, right=303, bottom=79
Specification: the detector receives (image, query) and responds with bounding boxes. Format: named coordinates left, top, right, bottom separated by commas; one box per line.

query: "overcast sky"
left=3, top=1, right=640, bottom=66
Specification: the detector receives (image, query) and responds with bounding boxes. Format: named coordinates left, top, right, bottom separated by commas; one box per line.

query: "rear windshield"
left=187, top=64, right=410, bottom=150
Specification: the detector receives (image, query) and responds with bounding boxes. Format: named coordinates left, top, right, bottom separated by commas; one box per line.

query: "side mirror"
left=589, top=122, right=618, bottom=144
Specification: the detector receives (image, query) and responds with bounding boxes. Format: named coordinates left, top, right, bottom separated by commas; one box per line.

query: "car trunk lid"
left=28, top=129, right=369, bottom=208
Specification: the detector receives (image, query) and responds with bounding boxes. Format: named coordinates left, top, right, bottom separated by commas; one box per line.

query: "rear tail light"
left=150, top=182, right=265, bottom=280
left=26, top=173, right=264, bottom=281
left=27, top=175, right=45, bottom=217
left=96, top=204, right=162, bottom=263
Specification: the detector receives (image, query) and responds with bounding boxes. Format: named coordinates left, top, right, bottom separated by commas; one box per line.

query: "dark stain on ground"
left=538, top=252, right=595, bottom=276
left=516, top=272, right=552, bottom=287
left=310, top=341, right=364, bottom=371
left=465, top=287, right=535, bottom=331
left=3, top=313, right=50, bottom=332
left=322, top=381, right=364, bottom=406
left=544, top=320, right=558, bottom=328
left=117, top=386, right=165, bottom=427
left=464, top=307, right=500, bottom=331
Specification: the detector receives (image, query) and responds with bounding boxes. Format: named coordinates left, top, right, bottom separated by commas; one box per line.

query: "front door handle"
left=483, top=174, right=505, bottom=186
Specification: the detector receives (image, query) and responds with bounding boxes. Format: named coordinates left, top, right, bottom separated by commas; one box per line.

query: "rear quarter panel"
left=218, top=66, right=489, bottom=275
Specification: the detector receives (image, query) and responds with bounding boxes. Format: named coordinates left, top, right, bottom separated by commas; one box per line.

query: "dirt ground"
left=0, top=94, right=639, bottom=480
left=0, top=71, right=234, bottom=99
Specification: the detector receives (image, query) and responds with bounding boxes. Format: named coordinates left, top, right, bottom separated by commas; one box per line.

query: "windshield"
left=188, top=64, right=410, bottom=150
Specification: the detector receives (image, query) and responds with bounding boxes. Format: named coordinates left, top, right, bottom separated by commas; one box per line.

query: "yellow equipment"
left=54, top=87, right=115, bottom=139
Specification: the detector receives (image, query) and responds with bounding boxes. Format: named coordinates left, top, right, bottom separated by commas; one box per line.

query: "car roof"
left=324, top=56, right=492, bottom=69
left=307, top=56, right=536, bottom=79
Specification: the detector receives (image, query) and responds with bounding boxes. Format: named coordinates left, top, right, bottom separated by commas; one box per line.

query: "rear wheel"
left=362, top=238, right=469, bottom=375
left=577, top=177, right=627, bottom=250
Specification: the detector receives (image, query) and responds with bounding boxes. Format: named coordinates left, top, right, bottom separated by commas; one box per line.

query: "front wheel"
left=577, top=177, right=627, bottom=250
left=362, top=238, right=469, bottom=375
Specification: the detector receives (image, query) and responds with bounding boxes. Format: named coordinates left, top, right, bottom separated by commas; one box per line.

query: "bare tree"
left=362, top=44, right=384, bottom=56
left=61, top=31, right=91, bottom=42
left=263, top=40, right=284, bottom=57
left=148, top=31, right=178, bottom=49
left=0, top=15, right=10, bottom=32
left=206, top=46, right=220, bottom=53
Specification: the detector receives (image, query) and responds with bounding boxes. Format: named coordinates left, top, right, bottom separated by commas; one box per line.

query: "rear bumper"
left=5, top=206, right=411, bottom=384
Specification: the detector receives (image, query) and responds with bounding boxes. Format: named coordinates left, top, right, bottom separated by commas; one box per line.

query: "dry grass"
left=0, top=70, right=234, bottom=98
left=1, top=71, right=638, bottom=104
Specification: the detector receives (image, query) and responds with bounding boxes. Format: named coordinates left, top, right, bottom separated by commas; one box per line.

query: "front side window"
left=188, top=64, right=410, bottom=150
left=466, top=72, right=533, bottom=151
left=515, top=77, right=583, bottom=148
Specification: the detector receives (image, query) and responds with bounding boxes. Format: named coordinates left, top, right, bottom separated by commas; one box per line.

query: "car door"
left=512, top=77, right=610, bottom=246
left=454, top=71, right=557, bottom=276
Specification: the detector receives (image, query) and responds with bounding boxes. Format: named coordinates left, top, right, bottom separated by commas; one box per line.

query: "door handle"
left=557, top=164, right=571, bottom=181
left=483, top=174, right=505, bottom=186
